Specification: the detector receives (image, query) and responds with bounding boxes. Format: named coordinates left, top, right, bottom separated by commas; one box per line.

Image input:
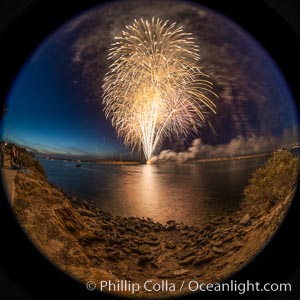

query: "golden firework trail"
left=102, top=17, right=217, bottom=161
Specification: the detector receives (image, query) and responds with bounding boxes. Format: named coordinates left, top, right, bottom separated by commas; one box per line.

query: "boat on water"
left=76, top=160, right=81, bottom=167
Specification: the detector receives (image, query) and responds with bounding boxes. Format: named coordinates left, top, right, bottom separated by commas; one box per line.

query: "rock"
left=165, top=242, right=176, bottom=249
left=153, top=226, right=161, bottom=232
left=148, top=233, right=158, bottom=241
left=198, top=228, right=205, bottom=234
left=142, top=226, right=151, bottom=233
left=138, top=233, right=146, bottom=239
left=223, top=236, right=234, bottom=243
left=180, top=230, right=188, bottom=235
left=137, top=245, right=151, bottom=255
left=138, top=255, right=153, bottom=265
left=178, top=250, right=196, bottom=260
left=77, top=208, right=97, bottom=217
left=106, top=237, right=117, bottom=246
left=166, top=220, right=176, bottom=230
left=211, top=233, right=220, bottom=240
left=167, top=220, right=176, bottom=225
left=104, top=216, right=112, bottom=222
left=123, top=248, right=131, bottom=254
left=181, top=242, right=191, bottom=249
left=105, top=246, right=115, bottom=252
left=179, top=256, right=196, bottom=266
left=193, top=255, right=215, bottom=266
left=231, top=244, right=242, bottom=251
left=205, top=224, right=213, bottom=231
left=126, top=226, right=136, bottom=233
left=166, top=224, right=176, bottom=230
left=78, top=232, right=105, bottom=246
left=131, top=247, right=139, bottom=253
left=173, top=269, right=190, bottom=276
left=133, top=238, right=143, bottom=244
left=128, top=241, right=136, bottom=248
left=212, top=246, right=225, bottom=255
left=134, top=223, right=141, bottom=229
left=157, top=271, right=174, bottom=278
left=211, top=240, right=223, bottom=247
left=211, top=220, right=221, bottom=226
left=198, top=237, right=209, bottom=246
left=114, top=237, right=127, bottom=245
left=189, top=241, right=199, bottom=248
left=194, top=237, right=203, bottom=245
left=150, top=261, right=159, bottom=268
left=156, top=255, right=166, bottom=264
left=82, top=200, right=90, bottom=209
left=237, top=231, right=246, bottom=237
left=187, top=232, right=196, bottom=238
left=243, top=227, right=252, bottom=234
left=152, top=246, right=161, bottom=252
left=107, top=251, right=121, bottom=261
left=101, top=223, right=112, bottom=230
left=231, top=224, right=238, bottom=230
left=91, top=258, right=102, bottom=266
left=144, top=239, right=160, bottom=246
left=240, top=214, right=251, bottom=225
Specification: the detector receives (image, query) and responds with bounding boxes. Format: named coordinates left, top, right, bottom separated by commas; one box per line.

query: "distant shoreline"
left=36, top=157, right=142, bottom=165
left=94, top=160, right=141, bottom=165
left=35, top=144, right=299, bottom=165
left=195, top=152, right=272, bottom=163
left=37, top=153, right=270, bottom=165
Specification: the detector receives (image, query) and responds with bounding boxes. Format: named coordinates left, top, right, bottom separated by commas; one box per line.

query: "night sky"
left=2, top=28, right=126, bottom=160
left=1, top=0, right=299, bottom=160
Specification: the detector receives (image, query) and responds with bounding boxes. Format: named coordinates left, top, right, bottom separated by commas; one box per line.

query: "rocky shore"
left=12, top=160, right=294, bottom=298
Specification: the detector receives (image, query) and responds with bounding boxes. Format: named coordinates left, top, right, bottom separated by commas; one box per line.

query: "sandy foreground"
left=10, top=167, right=293, bottom=298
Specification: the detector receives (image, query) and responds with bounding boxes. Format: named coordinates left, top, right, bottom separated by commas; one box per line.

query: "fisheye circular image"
left=0, top=0, right=299, bottom=298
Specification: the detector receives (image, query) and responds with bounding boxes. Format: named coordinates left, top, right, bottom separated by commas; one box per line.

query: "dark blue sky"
left=2, top=32, right=131, bottom=160
left=1, top=1, right=299, bottom=160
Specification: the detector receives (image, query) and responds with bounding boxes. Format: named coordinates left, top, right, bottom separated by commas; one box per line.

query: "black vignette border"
left=0, top=0, right=299, bottom=300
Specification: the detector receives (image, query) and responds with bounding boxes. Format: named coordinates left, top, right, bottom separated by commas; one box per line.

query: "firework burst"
left=102, top=17, right=217, bottom=161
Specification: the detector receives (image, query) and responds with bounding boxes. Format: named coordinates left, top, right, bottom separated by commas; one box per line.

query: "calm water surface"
left=39, top=157, right=268, bottom=224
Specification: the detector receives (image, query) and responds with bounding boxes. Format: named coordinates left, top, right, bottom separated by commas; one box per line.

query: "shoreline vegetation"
left=8, top=149, right=299, bottom=298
